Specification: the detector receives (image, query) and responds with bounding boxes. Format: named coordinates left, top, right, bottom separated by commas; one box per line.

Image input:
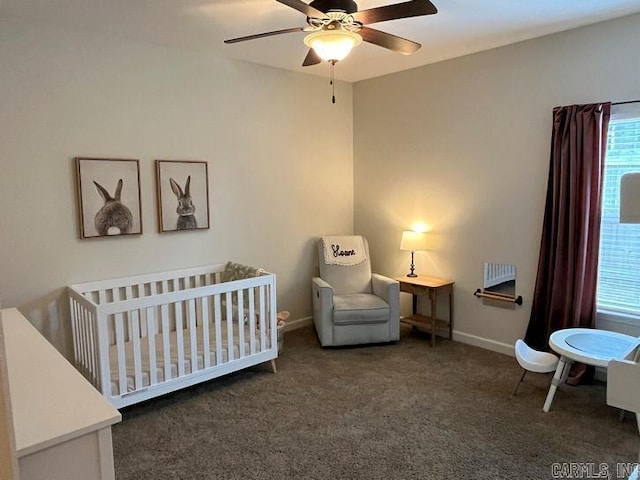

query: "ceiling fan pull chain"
left=330, top=60, right=336, bottom=104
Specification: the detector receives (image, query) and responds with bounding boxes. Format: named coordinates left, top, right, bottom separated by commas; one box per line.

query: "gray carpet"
left=113, top=325, right=639, bottom=479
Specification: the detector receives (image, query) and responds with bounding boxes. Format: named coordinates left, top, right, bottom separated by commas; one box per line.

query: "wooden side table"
left=395, top=275, right=455, bottom=347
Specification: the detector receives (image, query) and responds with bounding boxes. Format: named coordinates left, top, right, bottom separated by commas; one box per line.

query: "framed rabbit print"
left=155, top=160, right=210, bottom=233
left=75, top=157, right=143, bottom=239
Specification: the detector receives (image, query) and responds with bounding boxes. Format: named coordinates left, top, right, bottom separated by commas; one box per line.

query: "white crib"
left=67, top=263, right=277, bottom=408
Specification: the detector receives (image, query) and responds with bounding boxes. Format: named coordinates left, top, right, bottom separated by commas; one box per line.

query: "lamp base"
left=406, top=251, right=418, bottom=278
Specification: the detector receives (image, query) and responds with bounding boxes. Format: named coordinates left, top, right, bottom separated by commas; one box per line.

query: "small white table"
left=543, top=328, right=636, bottom=412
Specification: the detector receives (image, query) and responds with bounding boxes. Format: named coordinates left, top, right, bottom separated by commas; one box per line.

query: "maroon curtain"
left=525, top=102, right=611, bottom=351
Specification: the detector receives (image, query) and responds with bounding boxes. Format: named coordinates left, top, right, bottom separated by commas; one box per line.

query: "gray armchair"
left=312, top=236, right=400, bottom=347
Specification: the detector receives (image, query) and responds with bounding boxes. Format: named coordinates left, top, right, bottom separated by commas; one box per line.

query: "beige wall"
left=3, top=11, right=640, bottom=360
left=0, top=18, right=354, bottom=358
left=353, top=13, right=640, bottom=352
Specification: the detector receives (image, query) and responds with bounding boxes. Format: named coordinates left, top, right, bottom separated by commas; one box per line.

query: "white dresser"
left=1, top=307, right=121, bottom=480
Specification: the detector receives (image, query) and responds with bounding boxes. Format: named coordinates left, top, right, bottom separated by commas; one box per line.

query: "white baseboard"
left=289, top=317, right=611, bottom=382
left=287, top=317, right=514, bottom=359
left=283, top=316, right=312, bottom=332
left=452, top=331, right=515, bottom=357
left=452, top=331, right=608, bottom=381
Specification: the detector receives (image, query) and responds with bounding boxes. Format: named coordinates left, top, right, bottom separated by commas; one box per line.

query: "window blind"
left=597, top=116, right=640, bottom=316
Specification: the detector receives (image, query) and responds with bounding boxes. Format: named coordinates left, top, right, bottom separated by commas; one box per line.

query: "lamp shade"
left=620, top=172, right=640, bottom=223
left=303, top=28, right=362, bottom=63
left=400, top=231, right=429, bottom=251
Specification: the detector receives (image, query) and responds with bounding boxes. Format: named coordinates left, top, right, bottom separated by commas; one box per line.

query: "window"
left=596, top=104, right=640, bottom=317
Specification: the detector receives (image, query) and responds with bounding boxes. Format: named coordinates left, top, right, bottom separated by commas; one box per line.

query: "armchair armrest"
left=371, top=274, right=400, bottom=341
left=312, top=277, right=335, bottom=346
left=312, top=276, right=333, bottom=292
left=371, top=274, right=397, bottom=302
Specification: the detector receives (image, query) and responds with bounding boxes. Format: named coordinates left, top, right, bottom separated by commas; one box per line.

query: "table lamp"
left=400, top=231, right=429, bottom=277
left=620, top=172, right=640, bottom=223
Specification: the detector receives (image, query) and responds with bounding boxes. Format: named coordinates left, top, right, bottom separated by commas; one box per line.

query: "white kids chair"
left=513, top=339, right=559, bottom=396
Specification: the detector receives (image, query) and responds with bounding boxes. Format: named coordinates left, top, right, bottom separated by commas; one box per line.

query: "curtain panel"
left=526, top=102, right=611, bottom=351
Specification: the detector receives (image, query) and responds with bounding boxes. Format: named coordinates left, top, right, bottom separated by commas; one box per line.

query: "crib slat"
left=202, top=296, right=211, bottom=369
left=114, top=313, right=128, bottom=395
left=110, top=287, right=129, bottom=395
left=81, top=306, right=92, bottom=379
left=269, top=281, right=277, bottom=352
left=88, top=309, right=96, bottom=380
left=214, top=295, right=223, bottom=365
left=225, top=291, right=234, bottom=361
left=69, top=299, right=80, bottom=370
left=237, top=289, right=245, bottom=358
left=161, top=304, right=171, bottom=381
left=96, top=307, right=111, bottom=398
left=130, top=309, right=143, bottom=390
left=146, top=306, right=158, bottom=386
left=72, top=301, right=84, bottom=375
left=125, top=285, right=134, bottom=342
left=82, top=307, right=92, bottom=378
left=175, top=302, right=186, bottom=377
left=259, top=285, right=267, bottom=352
left=72, top=300, right=84, bottom=375
left=138, top=283, right=148, bottom=337
left=149, top=282, right=158, bottom=337
left=248, top=288, right=256, bottom=355
left=188, top=299, right=198, bottom=373
left=87, top=309, right=95, bottom=378
left=139, top=301, right=147, bottom=339
left=89, top=310, right=96, bottom=375
left=194, top=277, right=203, bottom=328
left=95, top=291, right=107, bottom=378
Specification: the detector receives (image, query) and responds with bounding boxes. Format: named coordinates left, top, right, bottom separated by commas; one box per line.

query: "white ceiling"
left=2, top=0, right=640, bottom=83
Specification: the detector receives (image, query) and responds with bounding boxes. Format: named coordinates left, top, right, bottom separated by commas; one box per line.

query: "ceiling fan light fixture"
left=303, top=28, right=362, bottom=63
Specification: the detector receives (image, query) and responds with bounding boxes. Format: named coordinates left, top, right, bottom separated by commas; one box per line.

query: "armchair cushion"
left=333, top=294, right=390, bottom=325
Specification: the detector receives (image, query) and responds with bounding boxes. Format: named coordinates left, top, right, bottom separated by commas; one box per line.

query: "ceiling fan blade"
left=224, top=27, right=305, bottom=44
left=353, top=0, right=437, bottom=25
left=276, top=0, right=328, bottom=18
left=359, top=26, right=421, bottom=55
left=302, top=48, right=322, bottom=66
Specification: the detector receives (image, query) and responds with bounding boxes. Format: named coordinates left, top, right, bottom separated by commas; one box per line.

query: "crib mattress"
left=108, top=324, right=271, bottom=396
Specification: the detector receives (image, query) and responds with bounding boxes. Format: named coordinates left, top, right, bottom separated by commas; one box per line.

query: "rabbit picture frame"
left=156, top=160, right=210, bottom=233
left=75, top=157, right=143, bottom=239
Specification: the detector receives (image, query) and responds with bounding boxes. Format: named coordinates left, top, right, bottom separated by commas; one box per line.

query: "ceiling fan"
left=224, top=0, right=438, bottom=66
